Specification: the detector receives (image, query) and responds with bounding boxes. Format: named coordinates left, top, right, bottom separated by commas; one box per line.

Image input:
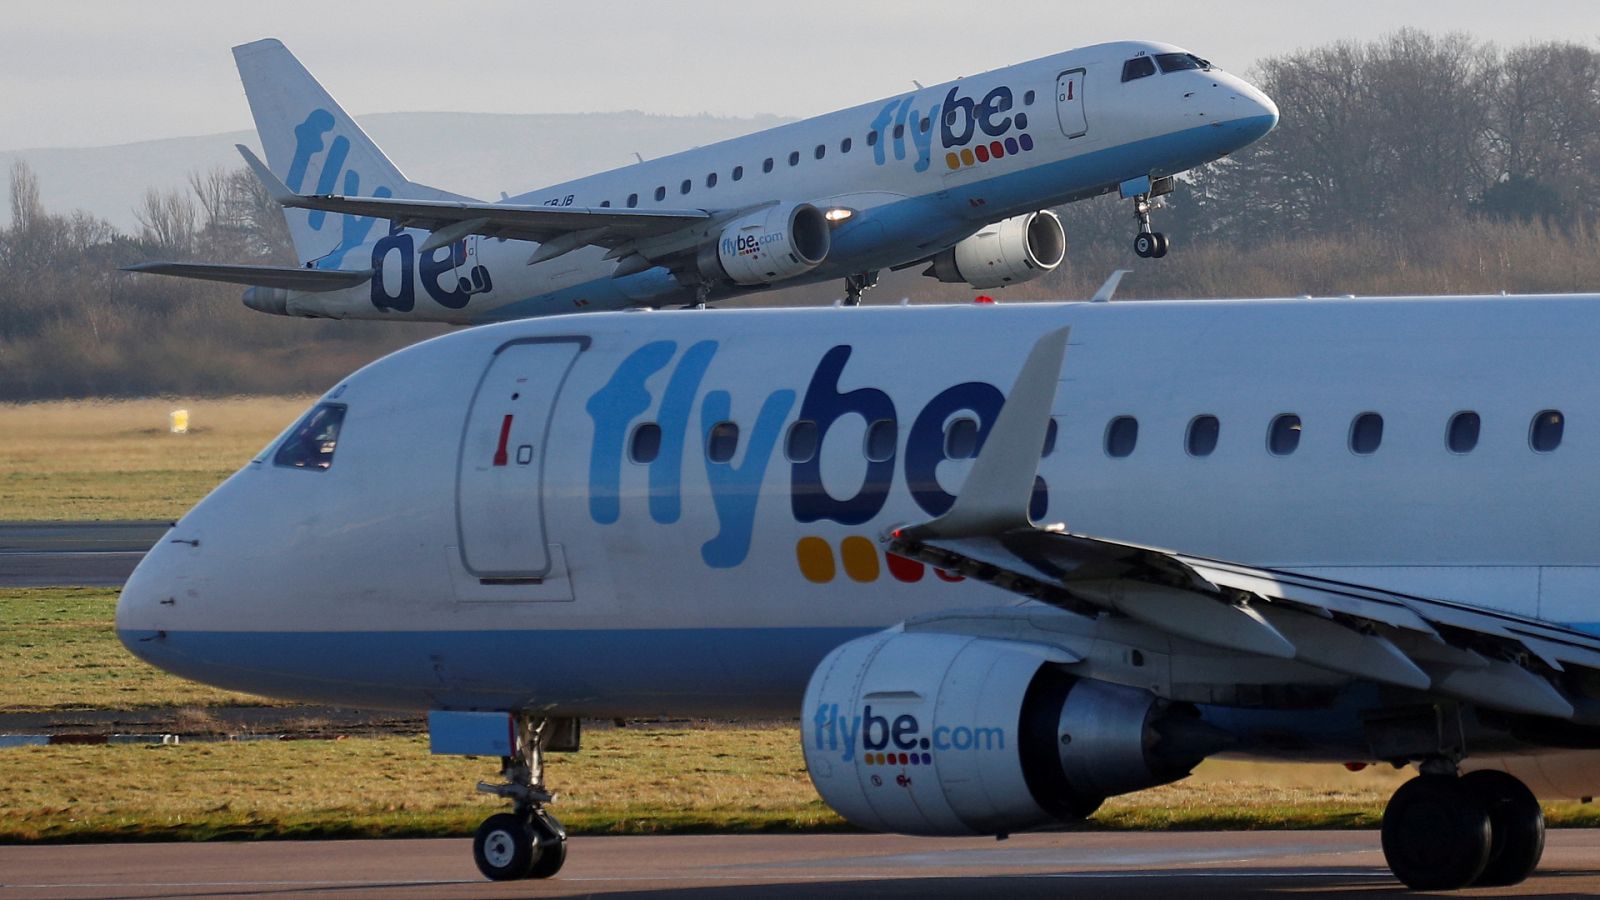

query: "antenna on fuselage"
left=633, top=152, right=645, bottom=164
left=912, top=79, right=924, bottom=89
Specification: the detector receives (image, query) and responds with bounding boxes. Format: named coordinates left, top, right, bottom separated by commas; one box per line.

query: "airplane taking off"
left=125, top=39, right=1276, bottom=322
left=119, top=292, right=1600, bottom=890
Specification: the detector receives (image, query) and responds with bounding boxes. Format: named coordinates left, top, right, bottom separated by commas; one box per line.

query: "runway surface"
left=5, top=830, right=1600, bottom=898
left=0, top=521, right=165, bottom=587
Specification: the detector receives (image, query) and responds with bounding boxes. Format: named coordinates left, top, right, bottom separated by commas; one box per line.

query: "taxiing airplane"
left=119, top=292, right=1600, bottom=890
left=125, top=39, right=1276, bottom=321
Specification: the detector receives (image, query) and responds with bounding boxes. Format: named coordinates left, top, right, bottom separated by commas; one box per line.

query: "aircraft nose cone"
left=115, top=534, right=183, bottom=672
left=1235, top=84, right=1280, bottom=143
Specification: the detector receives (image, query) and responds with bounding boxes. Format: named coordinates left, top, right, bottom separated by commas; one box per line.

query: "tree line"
left=1, top=30, right=1598, bottom=401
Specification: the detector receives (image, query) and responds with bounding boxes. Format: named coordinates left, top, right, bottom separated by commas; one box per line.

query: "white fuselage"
left=277, top=41, right=1275, bottom=321
left=119, top=295, right=1600, bottom=759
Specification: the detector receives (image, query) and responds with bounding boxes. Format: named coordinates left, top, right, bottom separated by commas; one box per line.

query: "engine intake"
left=697, top=202, right=831, bottom=285
left=926, top=210, right=1066, bottom=289
left=802, top=631, right=1229, bottom=836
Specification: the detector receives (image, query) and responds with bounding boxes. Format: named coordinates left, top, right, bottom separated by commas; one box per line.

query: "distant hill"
left=0, top=110, right=793, bottom=231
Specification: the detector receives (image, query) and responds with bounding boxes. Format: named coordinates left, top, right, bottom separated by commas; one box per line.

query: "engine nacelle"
left=802, top=631, right=1226, bottom=836
left=697, top=202, right=831, bottom=285
left=926, top=210, right=1066, bottom=289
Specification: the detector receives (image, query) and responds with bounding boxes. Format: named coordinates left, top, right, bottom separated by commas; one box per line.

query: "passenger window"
left=654, top=186, right=666, bottom=201
left=1447, top=411, right=1480, bottom=453
left=786, top=420, right=818, bottom=463
left=1531, top=410, right=1564, bottom=452
left=1042, top=418, right=1059, bottom=457
left=274, top=403, right=346, bottom=471
left=1105, top=416, right=1138, bottom=458
left=626, top=193, right=638, bottom=208
left=840, top=137, right=852, bottom=153
left=945, top=417, right=980, bottom=459
left=893, top=123, right=905, bottom=140
left=707, top=422, right=740, bottom=463
left=680, top=178, right=692, bottom=195
left=1024, top=89, right=1036, bottom=105
left=789, top=150, right=800, bottom=166
left=1350, top=412, right=1383, bottom=455
left=732, top=165, right=744, bottom=181
left=706, top=172, right=717, bottom=188
left=1187, top=414, right=1220, bottom=457
left=1122, top=56, right=1156, bottom=81
left=867, top=130, right=879, bottom=146
left=815, top=144, right=826, bottom=160
left=629, top=422, right=662, bottom=464
left=763, top=157, right=774, bottom=173
left=865, top=419, right=897, bottom=462
left=600, top=200, right=611, bottom=208
left=1155, top=52, right=1204, bottom=73
left=1269, top=414, right=1302, bottom=456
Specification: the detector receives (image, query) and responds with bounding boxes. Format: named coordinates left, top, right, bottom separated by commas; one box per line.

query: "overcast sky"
left=2, top=0, right=1595, bottom=151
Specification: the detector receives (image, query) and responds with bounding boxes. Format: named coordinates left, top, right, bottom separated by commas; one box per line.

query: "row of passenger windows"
left=628, top=417, right=1061, bottom=465
left=624, top=409, right=1567, bottom=467
left=597, top=90, right=1040, bottom=209
left=1105, top=410, right=1565, bottom=459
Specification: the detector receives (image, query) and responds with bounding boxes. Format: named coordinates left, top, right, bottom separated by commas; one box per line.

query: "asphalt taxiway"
left=5, top=830, right=1600, bottom=898
left=0, top=521, right=164, bottom=587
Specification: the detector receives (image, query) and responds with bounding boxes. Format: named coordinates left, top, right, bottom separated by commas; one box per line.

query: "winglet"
left=1090, top=269, right=1131, bottom=302
left=236, top=143, right=298, bottom=206
left=901, top=326, right=1069, bottom=539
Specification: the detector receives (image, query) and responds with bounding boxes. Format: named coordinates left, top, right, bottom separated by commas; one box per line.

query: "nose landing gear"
left=1121, top=174, right=1173, bottom=259
left=472, top=715, right=570, bottom=880
left=1380, top=763, right=1544, bottom=890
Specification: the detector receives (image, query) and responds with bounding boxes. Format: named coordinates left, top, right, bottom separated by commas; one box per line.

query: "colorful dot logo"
left=795, top=537, right=964, bottom=584
left=945, top=133, right=1034, bottom=171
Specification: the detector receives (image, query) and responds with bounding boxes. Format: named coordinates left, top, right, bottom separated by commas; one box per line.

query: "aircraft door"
left=1056, top=68, right=1087, bottom=138
left=456, top=338, right=585, bottom=578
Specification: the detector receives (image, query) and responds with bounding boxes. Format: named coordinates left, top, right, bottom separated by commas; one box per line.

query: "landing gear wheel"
left=1152, top=232, right=1170, bottom=258
left=1133, top=233, right=1157, bottom=258
left=1381, top=774, right=1491, bottom=890
left=1462, top=769, right=1544, bottom=887
left=526, top=811, right=568, bottom=879
left=473, top=812, right=537, bottom=881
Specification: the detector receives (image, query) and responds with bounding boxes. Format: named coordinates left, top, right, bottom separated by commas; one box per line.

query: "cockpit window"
left=273, top=402, right=346, bottom=471
left=1121, top=56, right=1156, bottom=82
left=1155, top=52, right=1212, bottom=73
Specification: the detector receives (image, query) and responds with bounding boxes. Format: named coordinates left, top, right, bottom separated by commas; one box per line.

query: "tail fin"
left=233, top=38, right=456, bottom=269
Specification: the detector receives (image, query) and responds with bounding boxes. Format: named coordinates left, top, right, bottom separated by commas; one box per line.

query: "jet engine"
left=925, top=210, right=1066, bottom=289
left=696, top=202, right=831, bottom=285
left=802, top=630, right=1229, bottom=836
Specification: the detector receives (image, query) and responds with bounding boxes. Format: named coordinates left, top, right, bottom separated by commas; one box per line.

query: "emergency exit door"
left=456, top=338, right=585, bottom=577
left=1057, top=68, right=1087, bottom=138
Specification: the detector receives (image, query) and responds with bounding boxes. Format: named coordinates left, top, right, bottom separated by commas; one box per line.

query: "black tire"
left=1133, top=233, right=1155, bottom=258
left=473, top=812, right=537, bottom=881
left=527, top=835, right=567, bottom=878
left=1463, top=769, right=1545, bottom=887
left=526, top=811, right=568, bottom=879
left=1381, top=774, right=1491, bottom=891
left=1153, top=233, right=1170, bottom=258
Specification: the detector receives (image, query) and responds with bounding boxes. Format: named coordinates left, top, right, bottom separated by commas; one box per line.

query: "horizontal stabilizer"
left=122, top=262, right=372, bottom=292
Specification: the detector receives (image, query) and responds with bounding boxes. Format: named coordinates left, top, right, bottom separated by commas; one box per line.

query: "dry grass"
left=0, top=588, right=276, bottom=712
left=0, top=396, right=310, bottom=520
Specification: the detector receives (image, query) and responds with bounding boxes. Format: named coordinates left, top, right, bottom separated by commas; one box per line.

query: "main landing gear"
left=1381, top=762, right=1544, bottom=890
left=843, top=270, right=879, bottom=306
left=472, top=714, right=569, bottom=881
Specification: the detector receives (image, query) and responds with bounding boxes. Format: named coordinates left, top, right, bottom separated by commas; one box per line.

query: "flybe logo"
left=723, top=231, right=786, bottom=258
left=870, top=84, right=1034, bottom=173
left=585, top=340, right=1049, bottom=569
left=812, top=703, right=1006, bottom=764
left=287, top=109, right=494, bottom=313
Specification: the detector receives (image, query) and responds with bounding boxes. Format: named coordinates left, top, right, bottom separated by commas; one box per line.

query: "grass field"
left=0, top=397, right=309, bottom=520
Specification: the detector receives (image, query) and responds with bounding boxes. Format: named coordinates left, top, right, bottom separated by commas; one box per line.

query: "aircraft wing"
left=890, top=326, right=1600, bottom=722
left=121, top=261, right=373, bottom=292
left=237, top=144, right=709, bottom=253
